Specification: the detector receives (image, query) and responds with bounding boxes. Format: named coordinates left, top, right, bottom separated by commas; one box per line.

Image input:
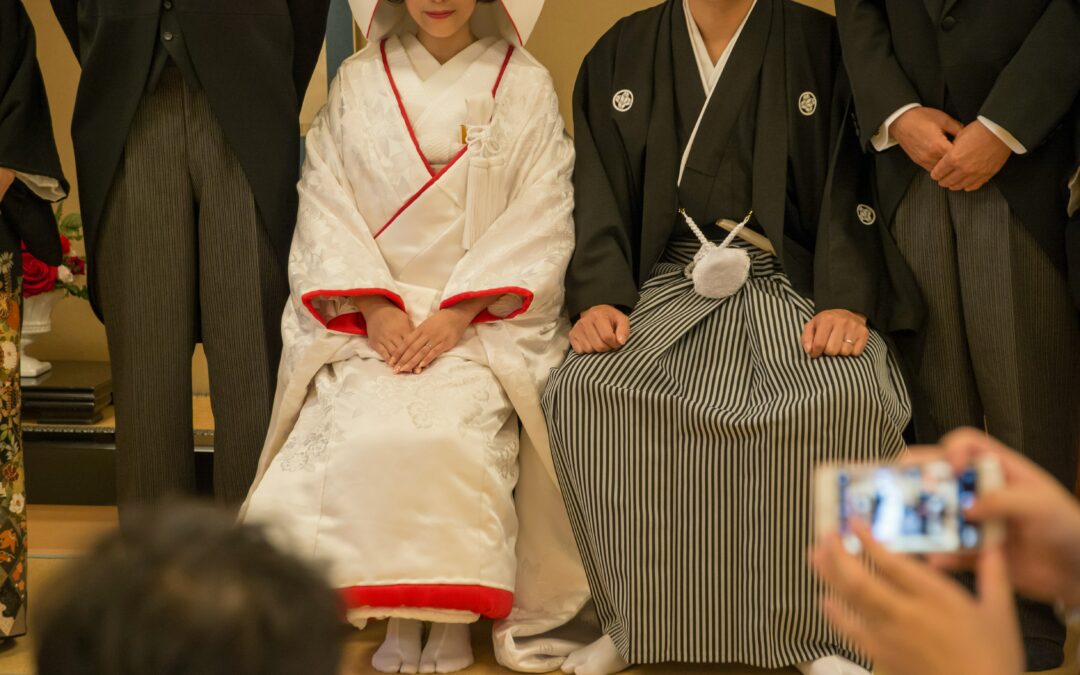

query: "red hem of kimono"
left=301, top=288, right=405, bottom=336
left=441, top=287, right=533, bottom=323
left=339, top=584, right=513, bottom=619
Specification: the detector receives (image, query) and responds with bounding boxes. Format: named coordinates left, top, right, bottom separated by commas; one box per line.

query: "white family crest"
left=613, top=89, right=634, bottom=112
left=857, top=204, right=877, bottom=225
left=798, top=91, right=818, bottom=116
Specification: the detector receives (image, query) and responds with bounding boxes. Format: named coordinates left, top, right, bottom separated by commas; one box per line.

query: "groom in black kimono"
left=836, top=1, right=1080, bottom=669
left=544, top=1, right=923, bottom=674
left=49, top=0, right=330, bottom=511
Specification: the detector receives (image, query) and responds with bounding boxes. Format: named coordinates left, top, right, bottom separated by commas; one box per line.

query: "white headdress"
left=349, top=0, right=544, bottom=45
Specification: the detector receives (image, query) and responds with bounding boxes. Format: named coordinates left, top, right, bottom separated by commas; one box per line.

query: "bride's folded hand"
left=357, top=296, right=414, bottom=366
left=393, top=304, right=482, bottom=375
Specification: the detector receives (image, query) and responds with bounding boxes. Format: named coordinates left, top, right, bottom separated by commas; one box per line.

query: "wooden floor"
left=3, top=506, right=1077, bottom=675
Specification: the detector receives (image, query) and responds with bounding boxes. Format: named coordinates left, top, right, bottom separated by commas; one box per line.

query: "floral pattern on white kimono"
left=241, top=32, right=590, bottom=672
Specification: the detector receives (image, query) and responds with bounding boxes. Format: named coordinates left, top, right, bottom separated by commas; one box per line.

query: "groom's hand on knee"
left=570, top=305, right=630, bottom=354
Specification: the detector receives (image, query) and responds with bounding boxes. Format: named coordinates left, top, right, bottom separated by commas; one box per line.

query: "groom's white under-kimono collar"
left=240, top=0, right=592, bottom=672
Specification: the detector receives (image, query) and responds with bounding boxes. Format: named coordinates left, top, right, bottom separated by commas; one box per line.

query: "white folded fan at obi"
left=680, top=209, right=756, bottom=300
left=462, top=93, right=504, bottom=250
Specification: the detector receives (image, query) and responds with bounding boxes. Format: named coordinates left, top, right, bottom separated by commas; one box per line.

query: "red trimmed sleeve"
left=301, top=288, right=405, bottom=336
left=440, top=287, right=533, bottom=324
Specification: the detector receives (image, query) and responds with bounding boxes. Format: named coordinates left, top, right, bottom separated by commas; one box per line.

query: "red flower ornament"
left=21, top=250, right=58, bottom=298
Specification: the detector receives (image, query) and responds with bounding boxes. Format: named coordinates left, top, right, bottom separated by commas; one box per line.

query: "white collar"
left=678, top=0, right=759, bottom=185
left=683, top=0, right=758, bottom=95
left=401, top=33, right=497, bottom=82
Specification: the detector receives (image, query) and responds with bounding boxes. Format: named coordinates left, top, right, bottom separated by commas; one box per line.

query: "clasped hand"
left=359, top=297, right=474, bottom=375
left=890, top=107, right=1012, bottom=192
left=0, top=167, right=15, bottom=203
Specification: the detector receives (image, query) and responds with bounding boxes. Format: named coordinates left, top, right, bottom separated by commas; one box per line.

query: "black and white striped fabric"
left=543, top=237, right=910, bottom=669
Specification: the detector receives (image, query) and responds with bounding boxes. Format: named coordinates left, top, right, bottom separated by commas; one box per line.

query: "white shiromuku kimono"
left=241, top=1, right=591, bottom=670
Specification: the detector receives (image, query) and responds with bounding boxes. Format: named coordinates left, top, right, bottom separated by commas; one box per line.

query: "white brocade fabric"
left=248, top=356, right=520, bottom=624
left=399, top=34, right=498, bottom=169
left=241, top=33, right=588, bottom=673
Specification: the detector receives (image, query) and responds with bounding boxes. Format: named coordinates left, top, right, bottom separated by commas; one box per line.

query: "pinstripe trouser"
left=97, top=67, right=288, bottom=510
left=545, top=238, right=909, bottom=668
left=892, top=172, right=1080, bottom=668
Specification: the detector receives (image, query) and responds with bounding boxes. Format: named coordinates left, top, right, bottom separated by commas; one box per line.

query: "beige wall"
left=27, top=0, right=831, bottom=393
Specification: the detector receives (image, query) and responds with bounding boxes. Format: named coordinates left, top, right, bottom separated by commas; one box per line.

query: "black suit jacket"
left=1, top=0, right=66, bottom=268
left=835, top=0, right=1080, bottom=276
left=50, top=0, right=330, bottom=315
left=1070, top=120, right=1080, bottom=307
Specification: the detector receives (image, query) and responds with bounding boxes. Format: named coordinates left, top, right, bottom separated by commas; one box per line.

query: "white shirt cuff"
left=14, top=172, right=66, bottom=202
left=871, top=103, right=921, bottom=152
left=977, top=116, right=1027, bottom=155
left=1068, top=167, right=1079, bottom=218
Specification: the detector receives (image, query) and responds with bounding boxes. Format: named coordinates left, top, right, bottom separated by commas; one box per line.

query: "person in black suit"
left=835, top=0, right=1080, bottom=670
left=48, top=0, right=330, bottom=512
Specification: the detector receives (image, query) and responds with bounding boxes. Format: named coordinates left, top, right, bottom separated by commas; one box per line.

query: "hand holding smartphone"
left=816, top=456, right=1003, bottom=554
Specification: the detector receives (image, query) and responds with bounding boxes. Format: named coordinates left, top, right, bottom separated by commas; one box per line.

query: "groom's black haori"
left=546, top=0, right=922, bottom=669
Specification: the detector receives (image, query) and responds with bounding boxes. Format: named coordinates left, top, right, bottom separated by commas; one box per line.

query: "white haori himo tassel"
left=463, top=94, right=507, bottom=250
left=679, top=208, right=755, bottom=300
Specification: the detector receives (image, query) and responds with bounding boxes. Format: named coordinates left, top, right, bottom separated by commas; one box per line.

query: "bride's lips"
left=424, top=9, right=455, bottom=19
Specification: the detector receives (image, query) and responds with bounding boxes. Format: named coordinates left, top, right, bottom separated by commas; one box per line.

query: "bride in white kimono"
left=241, top=0, right=591, bottom=672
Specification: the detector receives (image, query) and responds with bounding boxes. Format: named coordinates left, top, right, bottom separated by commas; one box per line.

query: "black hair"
left=35, top=503, right=344, bottom=675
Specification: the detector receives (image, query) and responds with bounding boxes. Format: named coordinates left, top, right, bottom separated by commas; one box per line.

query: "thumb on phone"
left=967, top=487, right=1042, bottom=523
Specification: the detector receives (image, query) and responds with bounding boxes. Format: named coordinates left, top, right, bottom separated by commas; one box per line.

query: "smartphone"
left=815, top=457, right=1003, bottom=554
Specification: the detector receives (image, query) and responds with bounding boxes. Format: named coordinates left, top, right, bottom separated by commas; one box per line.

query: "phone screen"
left=837, top=461, right=980, bottom=553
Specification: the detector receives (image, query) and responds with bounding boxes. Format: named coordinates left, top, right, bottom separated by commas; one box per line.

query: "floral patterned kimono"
left=242, top=1, right=590, bottom=670
left=0, top=0, right=68, bottom=638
